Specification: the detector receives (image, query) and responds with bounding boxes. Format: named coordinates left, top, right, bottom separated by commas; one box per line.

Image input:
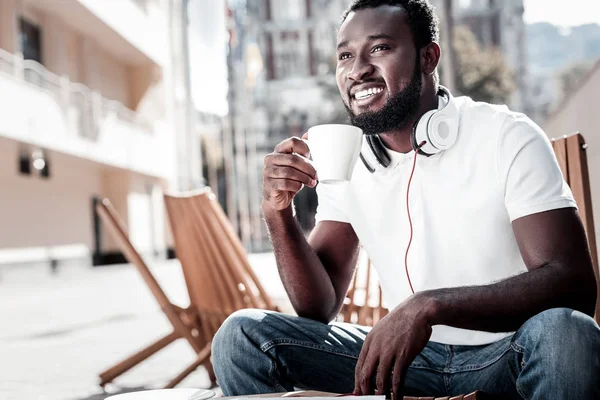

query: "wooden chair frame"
left=160, top=188, right=278, bottom=387
left=96, top=199, right=215, bottom=389
left=551, top=133, right=599, bottom=321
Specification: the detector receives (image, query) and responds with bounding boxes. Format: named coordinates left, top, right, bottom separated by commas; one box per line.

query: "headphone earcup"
left=411, top=87, right=460, bottom=156
left=411, top=109, right=437, bottom=156
left=427, top=112, right=458, bottom=151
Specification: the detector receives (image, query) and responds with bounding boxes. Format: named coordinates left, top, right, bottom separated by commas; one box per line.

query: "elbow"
left=583, top=278, right=597, bottom=317
left=295, top=307, right=334, bottom=324
left=294, top=299, right=341, bottom=324
left=572, top=268, right=597, bottom=317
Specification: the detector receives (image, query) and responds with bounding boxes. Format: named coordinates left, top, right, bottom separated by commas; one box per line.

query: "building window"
left=18, top=151, right=31, bottom=176
left=265, top=33, right=276, bottom=80
left=271, top=31, right=309, bottom=79
left=20, top=18, right=43, bottom=64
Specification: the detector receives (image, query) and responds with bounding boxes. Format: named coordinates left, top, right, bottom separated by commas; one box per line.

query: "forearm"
left=422, top=263, right=596, bottom=332
left=263, top=204, right=338, bottom=322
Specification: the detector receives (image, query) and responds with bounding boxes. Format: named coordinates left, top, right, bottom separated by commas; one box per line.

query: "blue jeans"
left=212, top=308, right=600, bottom=399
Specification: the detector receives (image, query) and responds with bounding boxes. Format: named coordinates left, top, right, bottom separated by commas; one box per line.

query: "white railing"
left=0, top=48, right=153, bottom=136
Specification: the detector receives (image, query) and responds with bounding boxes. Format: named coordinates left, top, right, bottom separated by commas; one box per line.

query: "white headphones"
left=360, top=85, right=460, bottom=173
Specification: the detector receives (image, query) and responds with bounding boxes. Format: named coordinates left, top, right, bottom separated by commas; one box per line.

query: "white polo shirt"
left=315, top=96, right=577, bottom=345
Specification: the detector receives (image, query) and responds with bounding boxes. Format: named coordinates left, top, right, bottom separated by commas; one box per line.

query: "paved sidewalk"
left=0, top=253, right=288, bottom=400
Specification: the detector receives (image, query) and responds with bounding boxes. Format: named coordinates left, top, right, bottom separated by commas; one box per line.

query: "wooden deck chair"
left=96, top=199, right=216, bottom=388
left=162, top=188, right=279, bottom=388
left=340, top=249, right=388, bottom=326
left=551, top=132, right=599, bottom=323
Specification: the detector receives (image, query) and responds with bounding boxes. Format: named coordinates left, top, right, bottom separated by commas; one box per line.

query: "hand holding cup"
left=262, top=136, right=318, bottom=213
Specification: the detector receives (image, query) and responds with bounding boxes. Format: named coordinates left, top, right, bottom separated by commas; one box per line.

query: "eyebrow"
left=336, top=34, right=396, bottom=50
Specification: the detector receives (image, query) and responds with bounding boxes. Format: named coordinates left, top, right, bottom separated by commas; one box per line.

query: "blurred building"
left=438, top=0, right=528, bottom=111
left=248, top=0, right=348, bottom=143
left=0, top=0, right=199, bottom=268
left=543, top=60, right=600, bottom=257
left=228, top=0, right=348, bottom=244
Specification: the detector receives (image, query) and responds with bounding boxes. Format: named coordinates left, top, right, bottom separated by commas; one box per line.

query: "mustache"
left=347, top=78, right=386, bottom=99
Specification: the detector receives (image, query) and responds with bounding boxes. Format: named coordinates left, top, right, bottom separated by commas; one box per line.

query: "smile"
left=354, top=87, right=384, bottom=100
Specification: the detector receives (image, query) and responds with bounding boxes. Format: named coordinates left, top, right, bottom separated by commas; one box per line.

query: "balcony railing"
left=0, top=48, right=153, bottom=137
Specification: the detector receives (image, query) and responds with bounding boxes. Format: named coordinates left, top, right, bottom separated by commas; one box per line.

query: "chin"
left=354, top=105, right=381, bottom=115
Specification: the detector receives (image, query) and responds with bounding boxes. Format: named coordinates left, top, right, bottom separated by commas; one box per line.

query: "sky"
left=523, top=0, right=600, bottom=27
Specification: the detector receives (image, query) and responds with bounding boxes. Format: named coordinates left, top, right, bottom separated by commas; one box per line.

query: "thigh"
left=245, top=311, right=449, bottom=396
left=446, top=337, right=521, bottom=399
left=252, top=311, right=370, bottom=393
left=403, top=342, right=450, bottom=397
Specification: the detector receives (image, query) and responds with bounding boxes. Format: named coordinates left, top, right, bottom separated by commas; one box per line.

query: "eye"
left=372, top=44, right=390, bottom=53
left=338, top=52, right=352, bottom=61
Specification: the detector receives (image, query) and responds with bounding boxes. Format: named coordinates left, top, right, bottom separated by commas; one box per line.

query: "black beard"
left=344, top=59, right=422, bottom=136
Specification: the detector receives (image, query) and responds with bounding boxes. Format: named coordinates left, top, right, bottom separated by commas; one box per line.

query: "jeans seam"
left=509, top=343, right=529, bottom=400
left=446, top=345, right=454, bottom=371
left=268, top=358, right=289, bottom=392
left=445, top=345, right=512, bottom=372
left=510, top=341, right=525, bottom=353
left=261, top=339, right=360, bottom=359
left=445, top=346, right=453, bottom=394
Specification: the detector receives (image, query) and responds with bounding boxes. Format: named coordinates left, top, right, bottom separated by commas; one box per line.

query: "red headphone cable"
left=405, top=141, right=426, bottom=295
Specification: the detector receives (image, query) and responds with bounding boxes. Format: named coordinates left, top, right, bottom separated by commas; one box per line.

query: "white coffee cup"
left=307, top=124, right=363, bottom=183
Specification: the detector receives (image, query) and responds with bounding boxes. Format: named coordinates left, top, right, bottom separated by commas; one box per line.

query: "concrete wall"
left=15, top=2, right=144, bottom=110
left=0, top=137, right=169, bottom=265
left=0, top=138, right=101, bottom=262
left=0, top=0, right=18, bottom=53
left=544, top=63, right=600, bottom=257
left=75, top=0, right=169, bottom=67
left=83, top=39, right=132, bottom=108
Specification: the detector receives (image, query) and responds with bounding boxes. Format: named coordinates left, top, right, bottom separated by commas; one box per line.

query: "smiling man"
left=211, top=1, right=600, bottom=399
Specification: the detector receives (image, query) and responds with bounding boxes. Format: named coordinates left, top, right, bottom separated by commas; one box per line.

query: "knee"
left=519, top=308, right=597, bottom=341
left=212, top=309, right=268, bottom=369
left=516, top=308, right=600, bottom=363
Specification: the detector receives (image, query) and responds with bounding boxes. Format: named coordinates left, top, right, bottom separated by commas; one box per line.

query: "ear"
left=420, top=42, right=441, bottom=75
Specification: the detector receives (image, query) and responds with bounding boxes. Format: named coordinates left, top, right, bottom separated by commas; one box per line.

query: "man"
left=212, top=1, right=600, bottom=398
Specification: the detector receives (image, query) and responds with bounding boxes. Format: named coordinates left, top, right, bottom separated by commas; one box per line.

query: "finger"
left=274, top=137, right=310, bottom=157
left=267, top=154, right=317, bottom=180
left=264, top=166, right=317, bottom=187
left=354, top=340, right=370, bottom=395
left=268, top=179, right=303, bottom=193
left=376, top=357, right=393, bottom=398
left=359, top=355, right=378, bottom=395
left=391, top=360, right=406, bottom=400
left=302, top=132, right=308, bottom=140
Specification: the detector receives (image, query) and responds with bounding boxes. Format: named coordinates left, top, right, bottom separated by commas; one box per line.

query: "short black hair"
left=341, top=0, right=440, bottom=50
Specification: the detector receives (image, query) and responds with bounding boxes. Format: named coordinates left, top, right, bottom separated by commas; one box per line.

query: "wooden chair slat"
left=565, top=134, right=599, bottom=321
left=195, top=193, right=263, bottom=310
left=209, top=195, right=278, bottom=310
left=190, top=194, right=246, bottom=313
left=552, top=138, right=569, bottom=183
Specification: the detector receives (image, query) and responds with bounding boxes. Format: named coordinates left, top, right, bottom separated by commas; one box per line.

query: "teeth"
left=355, top=87, right=383, bottom=100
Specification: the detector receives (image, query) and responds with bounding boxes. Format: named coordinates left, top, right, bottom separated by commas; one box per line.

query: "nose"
left=347, top=56, right=374, bottom=81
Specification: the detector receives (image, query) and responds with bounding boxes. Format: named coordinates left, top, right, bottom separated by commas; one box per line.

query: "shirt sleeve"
left=497, top=114, right=577, bottom=222
left=314, top=182, right=351, bottom=224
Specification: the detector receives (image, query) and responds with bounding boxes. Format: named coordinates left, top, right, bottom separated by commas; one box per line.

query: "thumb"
left=302, top=132, right=309, bottom=140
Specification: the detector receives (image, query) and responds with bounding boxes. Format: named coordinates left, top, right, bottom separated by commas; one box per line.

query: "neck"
left=378, top=86, right=438, bottom=154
